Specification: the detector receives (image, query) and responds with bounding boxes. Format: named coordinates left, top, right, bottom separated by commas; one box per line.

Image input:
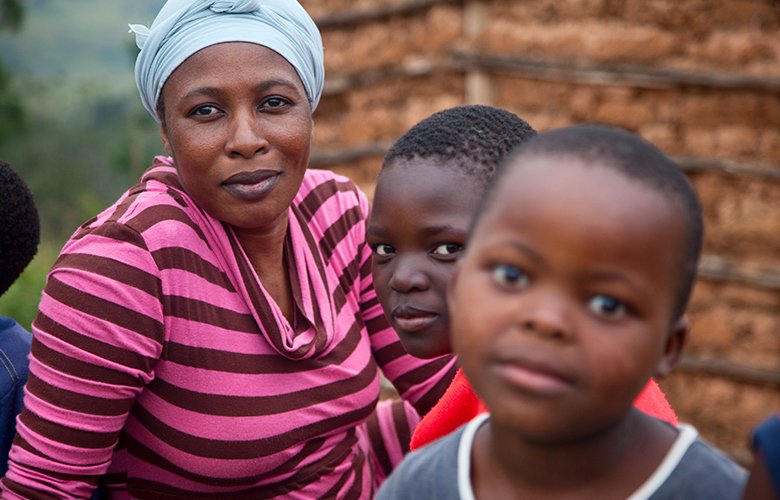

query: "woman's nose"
left=389, top=256, right=430, bottom=293
left=226, top=110, right=269, bottom=158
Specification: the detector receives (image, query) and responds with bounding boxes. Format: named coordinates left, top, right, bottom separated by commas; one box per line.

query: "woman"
left=0, top=1, right=455, bottom=498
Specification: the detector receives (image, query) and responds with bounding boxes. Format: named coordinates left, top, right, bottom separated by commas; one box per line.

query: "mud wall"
left=301, top=0, right=780, bottom=463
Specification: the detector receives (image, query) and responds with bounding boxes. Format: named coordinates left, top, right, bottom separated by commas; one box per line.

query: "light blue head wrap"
left=130, top=0, right=324, bottom=124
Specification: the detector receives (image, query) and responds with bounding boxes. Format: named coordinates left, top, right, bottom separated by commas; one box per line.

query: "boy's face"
left=368, top=159, right=482, bottom=359
left=450, top=155, right=688, bottom=441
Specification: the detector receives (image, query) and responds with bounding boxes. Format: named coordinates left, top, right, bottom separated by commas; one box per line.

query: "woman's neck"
left=471, top=409, right=677, bottom=500
left=233, top=215, right=295, bottom=324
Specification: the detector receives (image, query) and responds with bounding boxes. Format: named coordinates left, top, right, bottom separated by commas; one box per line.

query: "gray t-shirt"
left=376, top=414, right=746, bottom=500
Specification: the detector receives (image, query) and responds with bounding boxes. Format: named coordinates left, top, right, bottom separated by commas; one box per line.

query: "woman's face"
left=159, top=42, right=313, bottom=233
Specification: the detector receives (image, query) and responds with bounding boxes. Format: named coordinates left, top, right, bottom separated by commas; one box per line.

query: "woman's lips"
left=223, top=170, right=280, bottom=200
left=391, top=305, right=438, bottom=333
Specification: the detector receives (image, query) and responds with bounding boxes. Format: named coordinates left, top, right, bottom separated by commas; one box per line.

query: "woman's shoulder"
left=69, top=158, right=205, bottom=250
left=295, top=168, right=370, bottom=222
left=298, top=168, right=364, bottom=201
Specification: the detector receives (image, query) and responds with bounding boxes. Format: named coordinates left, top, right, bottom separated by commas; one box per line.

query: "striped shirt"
left=1, top=158, right=456, bottom=499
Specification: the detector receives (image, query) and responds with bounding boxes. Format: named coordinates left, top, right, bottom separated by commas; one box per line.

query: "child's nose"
left=389, top=256, right=429, bottom=293
left=517, top=290, right=572, bottom=341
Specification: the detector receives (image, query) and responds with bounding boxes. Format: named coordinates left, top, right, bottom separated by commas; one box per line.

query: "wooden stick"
left=321, top=52, right=780, bottom=97
left=675, top=356, right=780, bottom=389
left=322, top=61, right=439, bottom=96
left=309, top=142, right=780, bottom=183
left=308, top=143, right=390, bottom=168
left=698, top=256, right=780, bottom=291
left=453, top=52, right=780, bottom=93
left=314, top=0, right=463, bottom=29
left=678, top=157, right=780, bottom=182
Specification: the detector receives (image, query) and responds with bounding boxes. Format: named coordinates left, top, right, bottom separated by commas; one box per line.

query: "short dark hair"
left=0, top=160, right=40, bottom=296
left=476, top=124, right=703, bottom=319
left=382, top=105, right=537, bottom=188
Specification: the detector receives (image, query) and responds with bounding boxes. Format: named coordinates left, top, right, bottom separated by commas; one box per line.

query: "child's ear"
left=654, top=317, right=689, bottom=379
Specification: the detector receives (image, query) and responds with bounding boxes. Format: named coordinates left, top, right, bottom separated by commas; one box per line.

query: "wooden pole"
left=463, top=0, right=491, bottom=105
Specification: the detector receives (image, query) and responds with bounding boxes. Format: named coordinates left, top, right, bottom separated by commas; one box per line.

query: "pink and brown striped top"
left=1, top=158, right=456, bottom=499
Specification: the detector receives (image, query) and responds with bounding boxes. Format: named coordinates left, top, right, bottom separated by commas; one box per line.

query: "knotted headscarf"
left=130, top=0, right=324, bottom=124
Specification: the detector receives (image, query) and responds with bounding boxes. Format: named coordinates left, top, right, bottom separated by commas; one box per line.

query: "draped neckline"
left=145, top=157, right=338, bottom=360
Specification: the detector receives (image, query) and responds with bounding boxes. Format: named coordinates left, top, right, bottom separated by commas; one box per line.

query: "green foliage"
left=0, top=0, right=23, bottom=31
left=0, top=0, right=163, bottom=77
left=0, top=241, right=58, bottom=331
left=0, top=75, right=164, bottom=242
left=0, top=63, right=23, bottom=146
left=0, top=0, right=23, bottom=146
left=0, top=1, right=167, bottom=325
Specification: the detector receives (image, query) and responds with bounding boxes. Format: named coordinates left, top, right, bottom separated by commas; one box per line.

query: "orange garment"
left=410, top=368, right=678, bottom=450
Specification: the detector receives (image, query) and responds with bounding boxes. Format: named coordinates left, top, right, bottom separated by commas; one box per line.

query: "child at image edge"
left=376, top=124, right=747, bottom=499
left=741, top=413, right=780, bottom=499
left=367, top=106, right=679, bottom=451
left=0, top=160, right=39, bottom=477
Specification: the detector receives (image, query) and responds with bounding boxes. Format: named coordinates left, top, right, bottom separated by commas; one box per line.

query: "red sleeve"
left=410, top=368, right=487, bottom=450
left=633, top=378, right=678, bottom=425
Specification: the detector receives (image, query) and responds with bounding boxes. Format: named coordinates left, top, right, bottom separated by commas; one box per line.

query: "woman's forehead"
left=161, top=42, right=308, bottom=100
left=133, top=0, right=323, bottom=123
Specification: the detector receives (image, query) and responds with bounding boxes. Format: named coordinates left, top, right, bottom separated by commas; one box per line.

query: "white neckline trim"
left=457, top=416, right=697, bottom=500
left=625, top=423, right=698, bottom=500
left=457, top=413, right=489, bottom=500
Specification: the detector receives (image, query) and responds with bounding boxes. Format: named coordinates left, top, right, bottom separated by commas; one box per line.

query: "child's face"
left=368, top=159, right=482, bottom=359
left=450, top=155, right=688, bottom=441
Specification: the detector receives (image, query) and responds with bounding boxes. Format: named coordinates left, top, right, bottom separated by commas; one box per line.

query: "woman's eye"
left=374, top=244, right=394, bottom=257
left=588, top=295, right=628, bottom=318
left=262, top=97, right=289, bottom=109
left=432, top=243, right=462, bottom=256
left=491, top=264, right=529, bottom=288
left=192, top=105, right=218, bottom=117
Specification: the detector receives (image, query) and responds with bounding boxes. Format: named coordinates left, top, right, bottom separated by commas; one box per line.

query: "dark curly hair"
left=381, top=105, right=537, bottom=188
left=0, top=159, right=40, bottom=296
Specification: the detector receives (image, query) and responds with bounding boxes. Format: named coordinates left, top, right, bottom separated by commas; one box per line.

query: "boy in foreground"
left=376, top=124, right=746, bottom=499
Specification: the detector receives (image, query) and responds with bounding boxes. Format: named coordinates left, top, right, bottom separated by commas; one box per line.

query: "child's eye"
left=588, top=295, right=628, bottom=318
left=491, top=264, right=530, bottom=289
left=373, top=244, right=395, bottom=257
left=432, top=243, right=463, bottom=257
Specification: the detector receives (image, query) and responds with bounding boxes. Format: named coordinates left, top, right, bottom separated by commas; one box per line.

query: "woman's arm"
left=1, top=222, right=164, bottom=499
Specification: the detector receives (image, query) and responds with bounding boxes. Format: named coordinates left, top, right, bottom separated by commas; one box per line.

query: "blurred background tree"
left=0, top=0, right=24, bottom=147
left=0, top=0, right=165, bottom=328
left=0, top=0, right=23, bottom=28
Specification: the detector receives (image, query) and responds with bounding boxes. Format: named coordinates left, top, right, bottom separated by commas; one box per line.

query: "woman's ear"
left=654, top=317, right=689, bottom=379
left=160, top=121, right=173, bottom=158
